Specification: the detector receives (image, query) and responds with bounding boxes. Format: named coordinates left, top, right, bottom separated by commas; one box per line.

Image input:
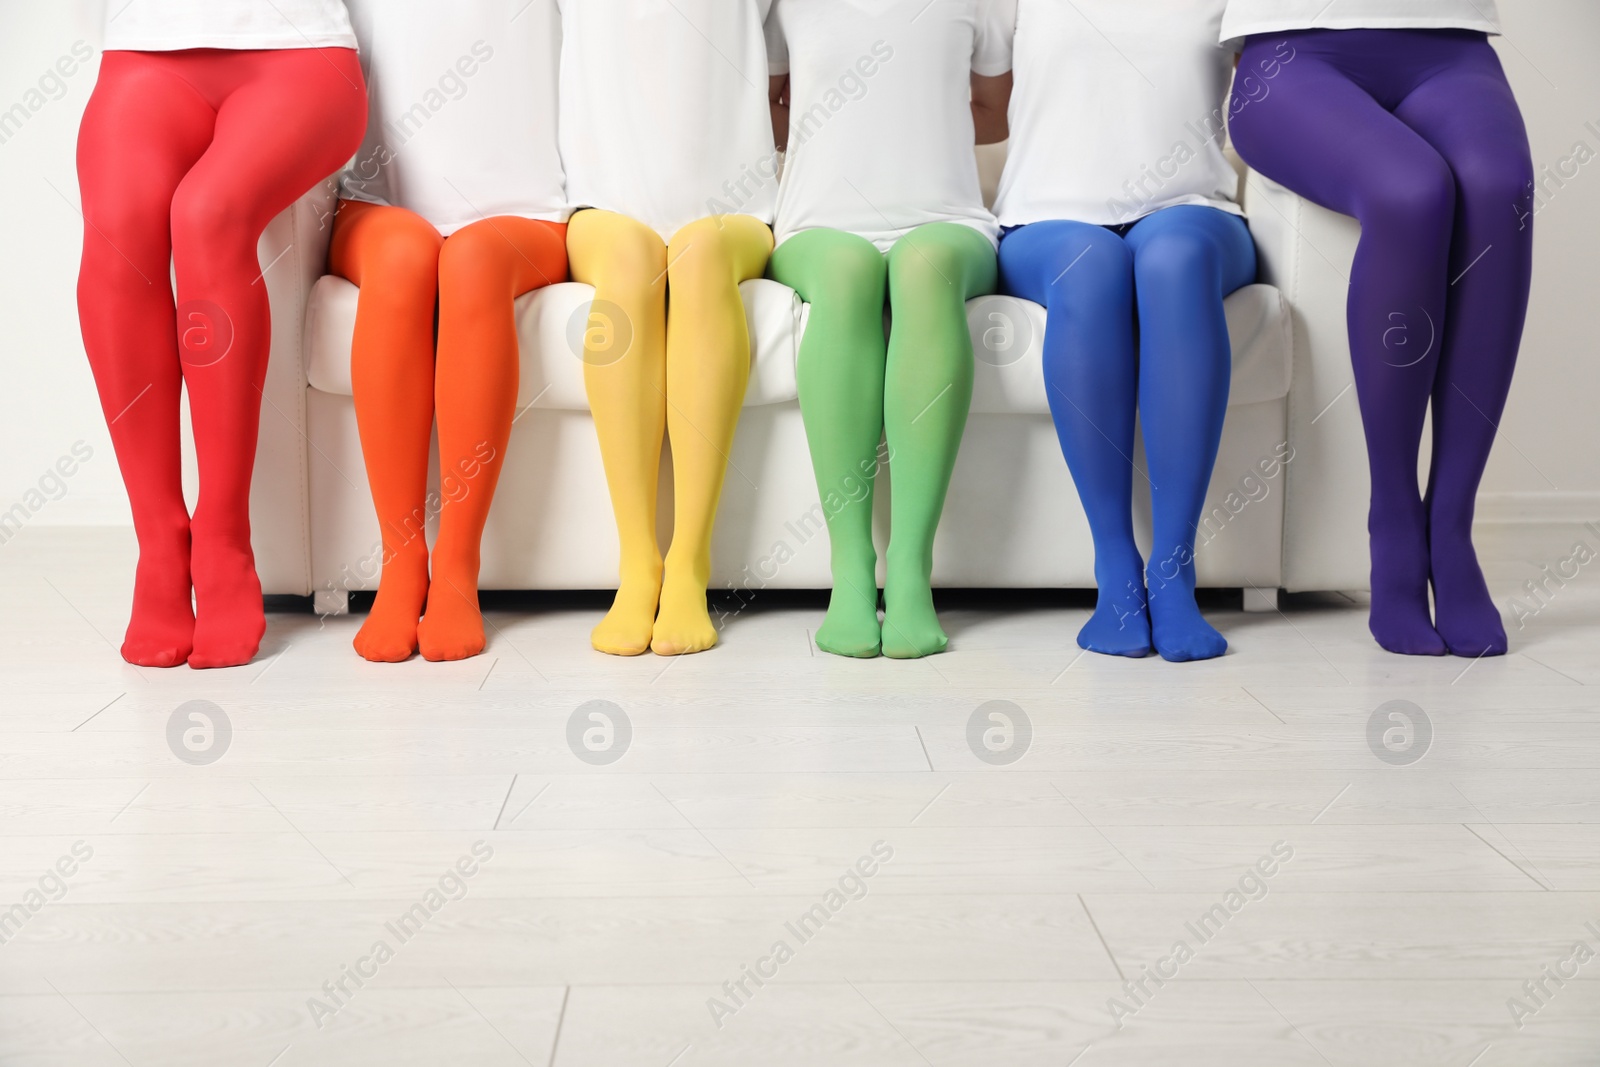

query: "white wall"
left=1474, top=0, right=1600, bottom=520
left=1, top=0, right=1596, bottom=527
left=0, top=1, right=117, bottom=526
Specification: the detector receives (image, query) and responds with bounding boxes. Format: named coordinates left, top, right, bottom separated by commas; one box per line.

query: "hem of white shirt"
left=995, top=196, right=1245, bottom=231
left=103, top=33, right=359, bottom=53
left=567, top=205, right=776, bottom=244
left=336, top=192, right=572, bottom=235
left=1220, top=17, right=1500, bottom=51
left=775, top=217, right=1000, bottom=255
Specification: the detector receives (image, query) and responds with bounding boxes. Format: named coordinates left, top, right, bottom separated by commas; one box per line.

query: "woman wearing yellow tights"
left=559, top=0, right=779, bottom=656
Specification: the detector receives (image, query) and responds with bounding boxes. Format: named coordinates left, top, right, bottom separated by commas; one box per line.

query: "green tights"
left=770, top=223, right=997, bottom=658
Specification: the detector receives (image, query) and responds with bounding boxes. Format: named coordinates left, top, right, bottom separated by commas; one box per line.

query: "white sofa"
left=245, top=169, right=1368, bottom=613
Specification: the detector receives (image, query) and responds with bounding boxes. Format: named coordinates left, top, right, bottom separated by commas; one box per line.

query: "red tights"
left=76, top=48, right=366, bottom=668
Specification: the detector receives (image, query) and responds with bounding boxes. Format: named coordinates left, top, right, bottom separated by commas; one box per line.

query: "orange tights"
left=329, top=200, right=568, bottom=661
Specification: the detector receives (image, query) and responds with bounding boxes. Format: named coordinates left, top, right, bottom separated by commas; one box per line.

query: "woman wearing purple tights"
left=1223, top=1, right=1532, bottom=658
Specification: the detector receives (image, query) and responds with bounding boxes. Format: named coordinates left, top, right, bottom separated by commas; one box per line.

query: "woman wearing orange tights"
left=330, top=0, right=569, bottom=662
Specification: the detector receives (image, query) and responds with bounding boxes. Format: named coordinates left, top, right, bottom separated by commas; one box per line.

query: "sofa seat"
left=299, top=271, right=1293, bottom=598
left=304, top=276, right=1292, bottom=415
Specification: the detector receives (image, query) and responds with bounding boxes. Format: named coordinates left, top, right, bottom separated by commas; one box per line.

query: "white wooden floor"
left=3, top=524, right=1599, bottom=1066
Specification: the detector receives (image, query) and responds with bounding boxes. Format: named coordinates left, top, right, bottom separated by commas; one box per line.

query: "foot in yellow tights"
left=591, top=559, right=662, bottom=657
left=568, top=209, right=773, bottom=657
left=651, top=554, right=717, bottom=657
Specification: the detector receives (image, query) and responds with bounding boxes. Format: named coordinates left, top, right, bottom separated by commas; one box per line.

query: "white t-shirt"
left=557, top=0, right=779, bottom=241
left=992, top=0, right=1242, bottom=228
left=1219, top=0, right=1501, bottom=50
left=768, top=0, right=1007, bottom=252
left=105, top=0, right=357, bottom=51
left=338, top=0, right=566, bottom=235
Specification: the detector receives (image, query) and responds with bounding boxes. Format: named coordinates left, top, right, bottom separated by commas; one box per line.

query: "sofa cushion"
left=306, top=277, right=1290, bottom=414
left=305, top=276, right=804, bottom=410
left=967, top=283, right=1292, bottom=414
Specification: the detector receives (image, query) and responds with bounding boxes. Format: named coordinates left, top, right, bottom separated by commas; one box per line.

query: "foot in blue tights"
left=1079, top=558, right=1152, bottom=658
left=1146, top=560, right=1227, bottom=662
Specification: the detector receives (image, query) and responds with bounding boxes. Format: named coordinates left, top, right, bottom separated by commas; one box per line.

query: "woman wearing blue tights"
left=992, top=0, right=1256, bottom=661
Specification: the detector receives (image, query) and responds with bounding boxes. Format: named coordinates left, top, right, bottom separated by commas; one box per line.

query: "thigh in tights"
left=330, top=202, right=569, bottom=663
left=1000, top=207, right=1255, bottom=663
left=77, top=48, right=366, bottom=668
left=772, top=222, right=996, bottom=660
left=1228, top=28, right=1534, bottom=658
left=568, top=210, right=773, bottom=657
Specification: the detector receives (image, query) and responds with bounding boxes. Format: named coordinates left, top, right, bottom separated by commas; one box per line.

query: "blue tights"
left=999, top=205, right=1256, bottom=661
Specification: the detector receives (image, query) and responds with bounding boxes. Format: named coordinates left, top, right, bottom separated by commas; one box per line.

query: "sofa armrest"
left=1243, top=172, right=1369, bottom=592
left=251, top=177, right=340, bottom=596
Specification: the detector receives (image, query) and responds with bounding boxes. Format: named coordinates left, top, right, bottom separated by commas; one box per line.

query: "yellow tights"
left=567, top=210, right=773, bottom=656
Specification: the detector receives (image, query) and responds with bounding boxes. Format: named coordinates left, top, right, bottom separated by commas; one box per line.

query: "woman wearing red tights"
left=77, top=1, right=366, bottom=668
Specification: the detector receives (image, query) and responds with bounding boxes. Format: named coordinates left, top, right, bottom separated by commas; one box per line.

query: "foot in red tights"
left=122, top=521, right=195, bottom=668
left=187, top=525, right=265, bottom=669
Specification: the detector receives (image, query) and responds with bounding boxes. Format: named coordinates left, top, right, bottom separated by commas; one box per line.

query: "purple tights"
left=1230, top=29, right=1534, bottom=657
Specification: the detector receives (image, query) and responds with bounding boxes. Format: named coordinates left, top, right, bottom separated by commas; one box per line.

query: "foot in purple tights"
left=1368, top=511, right=1447, bottom=656
left=1430, top=529, right=1507, bottom=657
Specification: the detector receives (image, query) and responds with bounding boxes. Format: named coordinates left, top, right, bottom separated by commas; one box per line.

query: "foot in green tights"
left=771, top=223, right=997, bottom=659
left=819, top=562, right=881, bottom=658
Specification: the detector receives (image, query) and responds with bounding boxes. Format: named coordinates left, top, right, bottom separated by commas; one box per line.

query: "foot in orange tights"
left=352, top=543, right=430, bottom=662
left=417, top=566, right=486, bottom=662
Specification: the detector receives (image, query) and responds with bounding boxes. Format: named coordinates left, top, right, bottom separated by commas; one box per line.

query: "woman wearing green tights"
left=766, top=0, right=1012, bottom=659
